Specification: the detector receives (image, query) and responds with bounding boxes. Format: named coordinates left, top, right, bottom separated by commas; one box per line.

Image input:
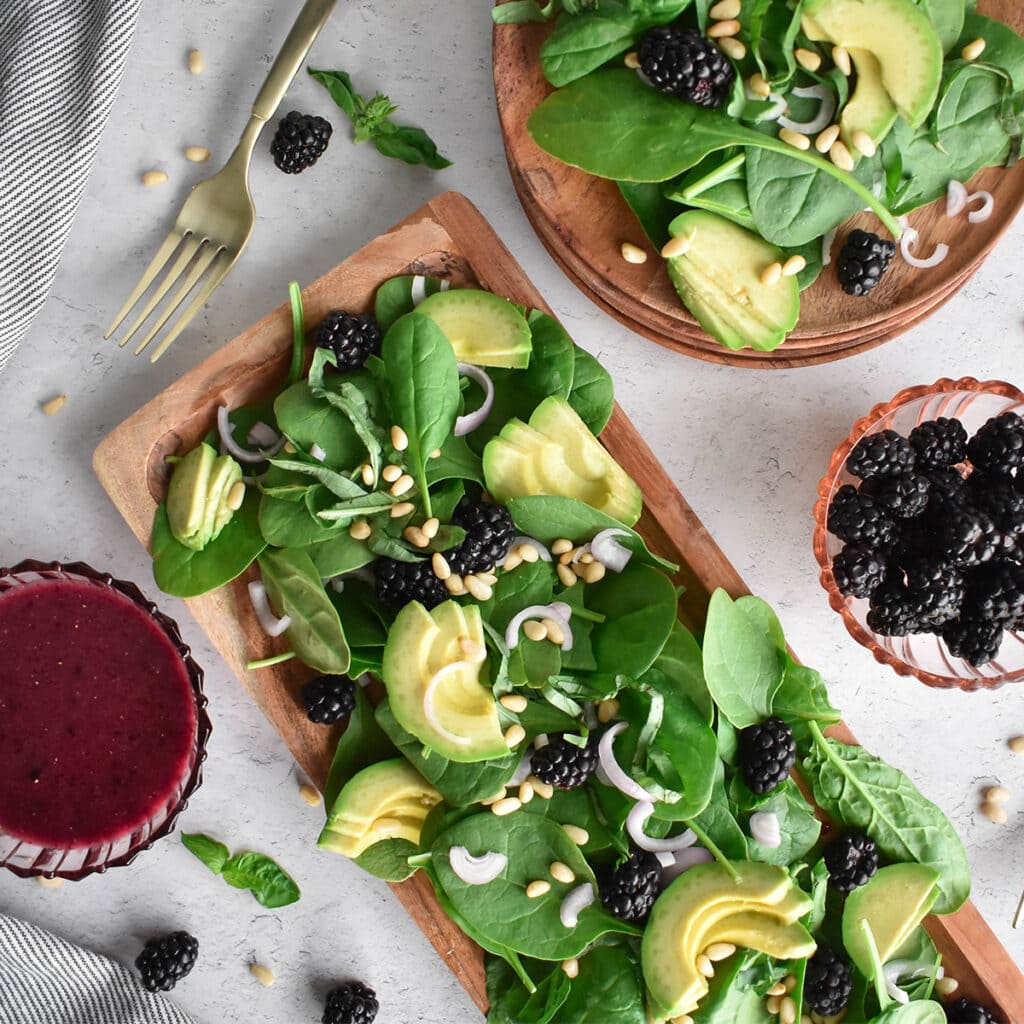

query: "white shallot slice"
left=763, top=92, right=789, bottom=122
left=449, top=846, right=507, bottom=886
left=821, top=225, right=839, bottom=267
left=410, top=275, right=428, bottom=305
left=559, top=883, right=596, bottom=927
left=590, top=528, right=633, bottom=572
left=967, top=190, right=994, bottom=223
left=218, top=405, right=287, bottom=464
left=509, top=749, right=534, bottom=786
left=881, top=958, right=938, bottom=1006
left=946, top=180, right=968, bottom=218
left=778, top=84, right=836, bottom=135
left=626, top=801, right=697, bottom=853
left=598, top=723, right=656, bottom=802
left=310, top=443, right=326, bottom=462
left=750, top=811, right=782, bottom=848
left=505, top=604, right=574, bottom=651
left=659, top=846, right=715, bottom=884
left=454, top=363, right=495, bottom=437
left=248, top=581, right=291, bottom=638
left=246, top=421, right=280, bottom=448
left=423, top=662, right=476, bottom=747
left=900, top=227, right=949, bottom=269
left=511, top=536, right=552, bottom=562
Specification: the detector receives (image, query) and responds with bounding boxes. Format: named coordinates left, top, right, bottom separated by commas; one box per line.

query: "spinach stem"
left=566, top=605, right=606, bottom=624
left=860, top=918, right=891, bottom=1011
left=286, top=282, right=306, bottom=387
left=416, top=462, right=433, bottom=519
left=684, top=820, right=739, bottom=881
left=246, top=651, right=297, bottom=670
left=682, top=152, right=747, bottom=199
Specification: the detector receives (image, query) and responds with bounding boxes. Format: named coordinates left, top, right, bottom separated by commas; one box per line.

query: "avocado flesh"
left=204, top=455, right=243, bottom=542
left=415, top=288, right=533, bottom=369
left=166, top=443, right=217, bottom=550
left=319, top=758, right=442, bottom=858
left=840, top=48, right=899, bottom=157
left=842, top=862, right=939, bottom=978
left=803, top=0, right=943, bottom=127
left=701, top=910, right=818, bottom=960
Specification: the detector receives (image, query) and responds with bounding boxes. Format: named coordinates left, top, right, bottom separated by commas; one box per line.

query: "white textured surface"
left=1, top=2, right=1024, bottom=1022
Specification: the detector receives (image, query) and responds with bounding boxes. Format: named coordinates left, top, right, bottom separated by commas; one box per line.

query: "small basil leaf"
left=221, top=851, right=301, bottom=908
left=182, top=832, right=230, bottom=874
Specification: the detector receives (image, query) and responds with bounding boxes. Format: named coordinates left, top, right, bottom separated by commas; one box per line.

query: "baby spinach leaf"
left=373, top=274, right=446, bottom=334
left=511, top=638, right=563, bottom=688
left=182, top=833, right=230, bottom=874
left=519, top=785, right=616, bottom=856
left=687, top=948, right=777, bottom=1023
left=273, top=380, right=362, bottom=468
left=425, top=434, right=485, bottom=486
left=684, top=760, right=749, bottom=859
left=805, top=858, right=829, bottom=934
left=870, top=1002, right=945, bottom=1024
left=555, top=939, right=648, bottom=1023
left=617, top=180, right=674, bottom=250
left=773, top=657, right=841, bottom=737
left=259, top=489, right=346, bottom=548
left=221, top=851, right=301, bottom=908
left=329, top=580, right=388, bottom=649
left=482, top=560, right=556, bottom=633
left=734, top=595, right=786, bottom=651
left=914, top=0, right=965, bottom=53
left=352, top=838, right=419, bottom=882
left=303, top=531, right=374, bottom=579
left=486, top=955, right=572, bottom=1024
left=312, top=379, right=385, bottom=481
left=324, top=687, right=396, bottom=809
left=644, top=621, right=712, bottom=723
left=746, top=780, right=821, bottom=867
left=961, top=12, right=1024, bottom=92
left=258, top=547, right=351, bottom=675
left=567, top=345, right=614, bottom=435
left=540, top=10, right=638, bottom=87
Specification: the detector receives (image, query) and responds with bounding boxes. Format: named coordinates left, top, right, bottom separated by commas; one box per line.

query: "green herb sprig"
left=182, top=833, right=301, bottom=908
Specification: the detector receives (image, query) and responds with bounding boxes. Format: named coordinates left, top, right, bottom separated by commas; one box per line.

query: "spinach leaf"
left=425, top=434, right=485, bottom=486
left=556, top=939, right=648, bottom=1023
left=182, top=832, right=230, bottom=874
left=273, top=380, right=362, bottom=468
left=960, top=12, right=1024, bottom=92
left=645, top=621, right=712, bottom=723
left=151, top=495, right=267, bottom=598
left=689, top=949, right=778, bottom=1022
left=304, top=531, right=374, bottom=579
left=805, top=858, right=829, bottom=934
left=329, top=580, right=388, bottom=649
left=259, top=488, right=347, bottom=548
left=870, top=1003, right=945, bottom=1024
left=352, top=838, right=419, bottom=882
left=746, top=780, right=821, bottom=867
left=482, top=559, right=556, bottom=632
left=519, top=784, right=617, bottom=856
left=803, top=726, right=971, bottom=915
left=485, top=955, right=572, bottom=1024
left=686, top=759, right=749, bottom=859
left=324, top=687, right=396, bottom=809
left=567, top=345, right=615, bottom=435
left=617, top=180, right=674, bottom=250
left=267, top=456, right=366, bottom=500
left=540, top=10, right=638, bottom=87
left=221, top=851, right=301, bottom=908
left=914, top=0, right=965, bottom=53
left=773, top=657, right=842, bottom=741
left=258, top=547, right=351, bottom=675
left=312, top=379, right=385, bottom=481
left=374, top=274, right=446, bottom=334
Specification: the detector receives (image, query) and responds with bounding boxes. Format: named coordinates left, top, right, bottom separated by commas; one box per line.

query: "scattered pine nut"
left=429, top=448, right=442, bottom=459
left=559, top=546, right=581, bottom=566
left=390, top=474, right=414, bottom=497
left=696, top=954, right=715, bottom=978
left=748, top=73, right=771, bottom=98
left=460, top=637, right=487, bottom=663
left=526, top=879, right=552, bottom=898
left=551, top=538, right=574, bottom=556
left=660, top=234, right=692, bottom=259
left=563, top=824, right=589, bottom=846
left=782, top=974, right=797, bottom=994
left=782, top=255, right=807, bottom=277
left=299, top=783, right=321, bottom=807
left=984, top=785, right=1011, bottom=804
left=718, top=37, right=746, bottom=60
left=557, top=563, right=578, bottom=588
left=422, top=517, right=440, bottom=539
left=829, top=141, right=855, bottom=172
left=226, top=480, right=246, bottom=511
left=184, top=146, right=211, bottom=163
left=766, top=995, right=783, bottom=1014
left=962, top=37, right=987, bottom=61
left=832, top=45, right=852, bottom=75
left=1009, top=735, right=1024, bottom=754
left=349, top=519, right=372, bottom=540
left=36, top=876, right=64, bottom=889
left=851, top=130, right=877, bottom=158
left=935, top=976, right=959, bottom=996
left=360, top=463, right=375, bottom=487
left=390, top=425, right=409, bottom=451
left=621, top=242, right=648, bottom=265
left=477, top=571, right=499, bottom=586
left=550, top=861, right=576, bottom=885
left=767, top=982, right=787, bottom=997
left=760, top=262, right=784, bottom=287
left=480, top=789, right=508, bottom=806
left=780, top=996, right=797, bottom=1024
left=464, top=575, right=494, bottom=601
left=187, top=49, right=205, bottom=74
left=523, top=619, right=548, bottom=642
left=432, top=552, right=451, bottom=580
left=624, top=50, right=641, bottom=69
left=500, top=693, right=529, bottom=713
left=402, top=526, right=427, bottom=548
left=283, top=441, right=297, bottom=453
left=518, top=543, right=540, bottom=564
left=709, top=0, right=741, bottom=19
left=41, top=394, right=67, bottom=416
left=142, top=170, right=168, bottom=187
left=708, top=18, right=741, bottom=38
left=597, top=698, right=620, bottom=724
left=543, top=617, right=566, bottom=646
left=982, top=801, right=1008, bottom=824
left=581, top=561, right=606, bottom=584
left=518, top=781, right=535, bottom=803
left=704, top=942, right=736, bottom=962
left=815, top=124, right=841, bottom=153
left=444, top=574, right=466, bottom=595
left=795, top=47, right=822, bottom=72
left=779, top=128, right=811, bottom=151
left=492, top=797, right=522, bottom=817
left=502, top=551, right=523, bottom=572
left=249, top=963, right=276, bottom=987
left=390, top=501, right=415, bottom=518
left=504, top=723, right=527, bottom=748
left=381, top=463, right=402, bottom=483
left=530, top=776, right=555, bottom=800
left=562, top=957, right=580, bottom=979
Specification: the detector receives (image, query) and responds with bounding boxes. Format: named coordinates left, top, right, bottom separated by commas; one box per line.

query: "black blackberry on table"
left=824, top=832, right=879, bottom=892
left=739, top=717, right=796, bottom=795
left=944, top=998, right=1002, bottom=1024
left=322, top=981, right=379, bottom=1024
left=836, top=229, right=897, bottom=297
left=866, top=577, right=920, bottom=636
left=942, top=617, right=1004, bottom=667
left=314, top=311, right=381, bottom=371
left=446, top=497, right=515, bottom=575
left=860, top=471, right=931, bottom=519
left=937, top=505, right=1003, bottom=567
left=831, top=542, right=887, bottom=599
left=599, top=850, right=663, bottom=923
left=827, top=485, right=896, bottom=547
left=135, top=931, right=198, bottom=993
left=967, top=411, right=1024, bottom=476
left=847, top=429, right=915, bottom=480
left=803, top=946, right=853, bottom=1017
left=636, top=27, right=735, bottom=109
left=964, top=560, right=1024, bottom=624
left=270, top=110, right=332, bottom=173
left=965, top=473, right=1024, bottom=536
left=303, top=675, right=356, bottom=725
left=530, top=733, right=599, bottom=789
left=909, top=417, right=968, bottom=468
left=375, top=557, right=448, bottom=612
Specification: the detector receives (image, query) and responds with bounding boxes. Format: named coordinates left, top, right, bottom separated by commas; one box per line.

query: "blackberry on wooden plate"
left=944, top=998, right=1002, bottom=1024
left=837, top=229, right=896, bottom=297
left=303, top=675, right=356, bottom=725
left=803, top=946, right=853, bottom=1017
left=270, top=110, right=332, bottom=173
left=739, top=717, right=796, bottom=795
left=314, top=311, right=382, bottom=371
left=530, top=733, right=599, bottom=789
left=967, top=411, right=1024, bottom=475
left=941, top=618, right=1004, bottom=667
left=375, top=557, right=448, bottom=612
left=599, top=850, right=663, bottom=923
left=135, top=931, right=198, bottom=993
left=446, top=497, right=515, bottom=575
left=909, top=417, right=968, bottom=468
left=831, top=543, right=886, bottom=599
left=827, top=485, right=896, bottom=547
left=824, top=832, right=879, bottom=892
left=847, top=429, right=915, bottom=480
left=322, top=982, right=379, bottom=1024
left=860, top=471, right=931, bottom=519
left=637, top=27, right=735, bottom=109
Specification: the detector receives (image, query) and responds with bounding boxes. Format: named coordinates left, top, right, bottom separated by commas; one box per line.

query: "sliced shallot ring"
left=247, top=421, right=280, bottom=448
left=423, top=662, right=476, bottom=746
left=559, top=883, right=596, bottom=928
left=410, top=275, right=428, bottom=305
left=778, top=84, right=836, bottom=135
left=598, top=723, right=656, bottom=802
left=763, top=92, right=789, bottom=122
left=505, top=604, right=574, bottom=651
left=967, top=190, right=994, bottom=223
left=626, top=801, right=697, bottom=853
left=449, top=846, right=507, bottom=886
left=248, top=581, right=291, bottom=638
left=590, top=528, right=633, bottom=572
left=511, top=536, right=552, bottom=562
left=217, top=405, right=287, bottom=464
left=659, top=846, right=714, bottom=883
left=509, top=750, right=534, bottom=786
left=310, top=443, right=326, bottom=462
left=454, top=363, right=495, bottom=437
left=821, top=225, right=839, bottom=267
left=946, top=180, right=968, bottom=218
left=899, top=227, right=949, bottom=269
left=750, top=811, right=782, bottom=848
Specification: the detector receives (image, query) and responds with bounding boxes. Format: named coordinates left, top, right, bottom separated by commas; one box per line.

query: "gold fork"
left=105, top=0, right=337, bottom=362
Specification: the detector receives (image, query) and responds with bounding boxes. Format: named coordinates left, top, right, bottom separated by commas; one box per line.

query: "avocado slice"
left=318, top=759, right=442, bottom=859
left=415, top=288, right=533, bottom=369
left=840, top=48, right=899, bottom=156
left=702, top=910, right=818, bottom=961
left=204, top=455, right=243, bottom=543
left=166, top=443, right=216, bottom=550
left=803, top=0, right=943, bottom=127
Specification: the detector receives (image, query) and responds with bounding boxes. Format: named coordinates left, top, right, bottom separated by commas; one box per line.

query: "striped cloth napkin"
left=0, top=0, right=143, bottom=372
left=0, top=913, right=197, bottom=1024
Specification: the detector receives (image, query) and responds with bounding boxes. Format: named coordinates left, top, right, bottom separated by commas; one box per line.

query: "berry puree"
left=0, top=578, right=197, bottom=849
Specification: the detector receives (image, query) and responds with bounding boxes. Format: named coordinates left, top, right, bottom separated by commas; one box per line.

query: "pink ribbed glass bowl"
left=0, top=559, right=210, bottom=879
left=813, top=378, right=1024, bottom=692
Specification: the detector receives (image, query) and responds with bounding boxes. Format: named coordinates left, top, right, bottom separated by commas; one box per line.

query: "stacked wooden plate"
left=492, top=0, right=1024, bottom=369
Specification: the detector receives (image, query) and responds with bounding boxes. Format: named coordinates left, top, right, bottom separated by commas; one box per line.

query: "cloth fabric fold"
left=0, top=0, right=143, bottom=372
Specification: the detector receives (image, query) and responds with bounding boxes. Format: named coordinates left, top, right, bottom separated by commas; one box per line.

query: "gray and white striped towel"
left=0, top=913, right=197, bottom=1024
left=0, top=0, right=143, bottom=372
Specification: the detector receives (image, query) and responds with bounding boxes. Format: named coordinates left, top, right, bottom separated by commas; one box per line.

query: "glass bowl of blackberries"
left=814, top=377, right=1024, bottom=691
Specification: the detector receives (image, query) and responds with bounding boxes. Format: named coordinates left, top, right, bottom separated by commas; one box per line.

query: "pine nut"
left=985, top=784, right=1011, bottom=804
left=782, top=255, right=807, bottom=277
left=1010, top=735, right=1024, bottom=753
left=464, top=575, right=493, bottom=601
left=815, top=124, right=841, bottom=153
left=661, top=234, right=692, bottom=259
left=832, top=45, right=852, bottom=75
left=492, top=797, right=522, bottom=816
left=187, top=48, right=204, bottom=74
left=185, top=146, right=211, bottom=162
left=432, top=552, right=451, bottom=579
left=299, top=783, right=321, bottom=806
left=461, top=637, right=487, bottom=663
left=563, top=824, right=589, bottom=846
left=36, top=876, right=64, bottom=889
left=225, top=480, right=246, bottom=511
left=708, top=19, right=741, bottom=38
left=444, top=575, right=466, bottom=595
left=551, top=538, right=574, bottom=555
left=530, top=777, right=555, bottom=800
left=562, top=957, right=580, bottom=978
left=581, top=561, right=606, bottom=584
left=557, top=564, right=578, bottom=587
left=480, top=789, right=507, bottom=806
left=962, top=37, right=986, bottom=61
left=390, top=425, right=409, bottom=451
left=851, top=130, right=876, bottom=158
left=518, top=543, right=540, bottom=563
left=935, top=976, right=959, bottom=996
left=767, top=982, right=787, bottom=997
left=710, top=0, right=741, bottom=19
left=673, top=1018, right=694, bottom=1024
left=621, top=242, right=648, bottom=264
left=543, top=618, right=565, bottom=646
left=504, top=724, right=527, bottom=748
left=526, top=879, right=551, bottom=898
left=500, top=693, right=529, bottom=713
left=779, top=128, right=811, bottom=151
left=283, top=441, right=297, bottom=453
left=429, top=448, right=442, bottom=459
left=502, top=551, right=523, bottom=572
left=404, top=526, right=429, bottom=548
left=829, top=141, right=855, bottom=171
left=390, top=474, right=414, bottom=496
left=783, top=974, right=797, bottom=993
left=390, top=501, right=415, bottom=518
left=572, top=561, right=587, bottom=579
left=349, top=520, right=372, bottom=540
left=767, top=995, right=784, bottom=1014
left=249, top=963, right=275, bottom=987
left=759, top=262, right=784, bottom=287
left=780, top=996, right=797, bottom=1024
left=523, top=619, right=548, bottom=642
left=42, top=394, right=67, bottom=416
left=982, top=801, right=1008, bottom=824
left=718, top=37, right=746, bottom=60
left=518, top=781, right=535, bottom=803
left=624, top=50, right=641, bottom=69
left=704, top=942, right=736, bottom=962
left=696, top=954, right=715, bottom=978
left=361, top=463, right=375, bottom=487
left=477, top=571, right=499, bottom=586
left=382, top=464, right=402, bottom=483
left=597, top=698, right=620, bottom=724
left=422, top=517, right=440, bottom=539
left=795, top=47, right=822, bottom=72
left=142, top=170, right=168, bottom=187
left=550, top=862, right=576, bottom=884
left=748, top=73, right=771, bottom=98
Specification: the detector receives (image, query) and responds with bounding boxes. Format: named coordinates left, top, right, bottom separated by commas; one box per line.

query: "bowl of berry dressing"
left=813, top=378, right=1024, bottom=691
left=0, top=559, right=210, bottom=878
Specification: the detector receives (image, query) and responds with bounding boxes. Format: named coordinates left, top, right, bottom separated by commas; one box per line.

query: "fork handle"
left=251, top=0, right=338, bottom=123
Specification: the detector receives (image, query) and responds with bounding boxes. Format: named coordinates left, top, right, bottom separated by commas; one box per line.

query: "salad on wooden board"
left=145, top=273, right=999, bottom=1024
left=494, top=0, right=1024, bottom=353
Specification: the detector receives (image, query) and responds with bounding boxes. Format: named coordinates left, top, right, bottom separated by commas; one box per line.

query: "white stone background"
left=0, top=2, right=1022, bottom=1022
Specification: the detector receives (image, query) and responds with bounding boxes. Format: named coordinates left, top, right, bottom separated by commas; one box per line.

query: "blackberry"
left=824, top=832, right=879, bottom=892
left=847, top=429, right=915, bottom=480
left=836, top=229, right=897, bottom=297
left=803, top=946, right=853, bottom=1017
left=637, top=27, right=735, bottom=109
left=910, top=417, right=969, bottom=468
left=446, top=498, right=515, bottom=575
left=944, top=998, right=1001, bottom=1024
left=965, top=473, right=1024, bottom=536
left=739, top=717, right=796, bottom=795
left=967, top=412, right=1024, bottom=476
left=866, top=577, right=919, bottom=636
left=530, top=733, right=599, bottom=789
left=964, top=561, right=1024, bottom=624
left=942, top=618, right=1004, bottom=667
left=135, top=932, right=198, bottom=993
left=270, top=110, right=332, bottom=173
left=314, top=311, right=381, bottom=371
left=303, top=675, right=356, bottom=725
left=937, top=506, right=1003, bottom=567
left=860, top=471, right=931, bottom=519
left=322, top=982, right=379, bottom=1024
left=599, top=850, right=663, bottom=923
left=375, top=557, right=447, bottom=612
left=828, top=485, right=896, bottom=547
left=924, top=466, right=968, bottom=502
left=903, top=556, right=966, bottom=630
left=831, top=543, right=887, bottom=599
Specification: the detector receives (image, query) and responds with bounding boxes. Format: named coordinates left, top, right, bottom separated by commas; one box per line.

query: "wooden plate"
left=492, top=0, right=1024, bottom=368
left=93, top=192, right=1024, bottom=1018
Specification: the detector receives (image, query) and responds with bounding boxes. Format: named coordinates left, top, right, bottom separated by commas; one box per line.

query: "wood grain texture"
left=492, top=0, right=1024, bottom=368
left=93, top=192, right=1024, bottom=1019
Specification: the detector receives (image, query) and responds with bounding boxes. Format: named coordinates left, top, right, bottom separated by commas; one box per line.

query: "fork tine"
left=104, top=231, right=187, bottom=340
left=132, top=245, right=222, bottom=357
left=116, top=235, right=204, bottom=349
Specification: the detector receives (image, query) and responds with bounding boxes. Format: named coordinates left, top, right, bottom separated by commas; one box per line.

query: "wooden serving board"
left=94, top=192, right=1024, bottom=1019
left=492, top=0, right=1024, bottom=368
